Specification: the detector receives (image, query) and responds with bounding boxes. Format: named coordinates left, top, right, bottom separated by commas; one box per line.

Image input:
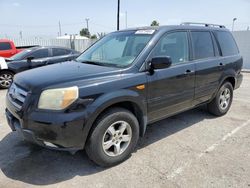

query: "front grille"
left=8, top=83, right=28, bottom=110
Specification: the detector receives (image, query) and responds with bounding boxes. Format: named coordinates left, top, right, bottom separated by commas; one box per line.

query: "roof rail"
left=181, top=22, right=226, bottom=28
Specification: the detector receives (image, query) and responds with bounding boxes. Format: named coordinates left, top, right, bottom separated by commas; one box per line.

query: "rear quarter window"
left=0, top=42, right=12, bottom=50
left=215, top=31, right=239, bottom=56
left=31, top=49, right=49, bottom=59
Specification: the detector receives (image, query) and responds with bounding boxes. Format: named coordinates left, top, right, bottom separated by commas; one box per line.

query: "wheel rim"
left=219, top=88, right=231, bottom=110
left=0, top=73, right=13, bottom=88
left=102, top=121, right=132, bottom=157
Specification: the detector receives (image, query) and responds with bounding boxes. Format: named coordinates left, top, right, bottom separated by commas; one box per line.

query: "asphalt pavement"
left=0, top=73, right=249, bottom=188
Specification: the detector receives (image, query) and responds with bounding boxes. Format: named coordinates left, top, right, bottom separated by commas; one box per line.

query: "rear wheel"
left=85, top=108, right=139, bottom=167
left=0, top=71, right=14, bottom=89
left=207, top=82, right=233, bottom=116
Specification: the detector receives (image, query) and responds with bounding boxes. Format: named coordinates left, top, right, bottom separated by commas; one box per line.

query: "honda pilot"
left=5, top=23, right=243, bottom=167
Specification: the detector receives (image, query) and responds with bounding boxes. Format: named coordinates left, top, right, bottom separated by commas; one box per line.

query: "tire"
left=0, top=71, right=14, bottom=89
left=85, top=107, right=139, bottom=167
left=207, top=82, right=233, bottom=116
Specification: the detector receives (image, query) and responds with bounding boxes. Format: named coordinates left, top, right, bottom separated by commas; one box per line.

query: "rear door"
left=190, top=31, right=223, bottom=104
left=146, top=31, right=196, bottom=123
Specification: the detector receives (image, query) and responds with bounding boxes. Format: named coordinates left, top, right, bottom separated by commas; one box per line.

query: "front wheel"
left=0, top=71, right=14, bottom=89
left=207, top=82, right=233, bottom=116
left=85, top=108, right=139, bottom=167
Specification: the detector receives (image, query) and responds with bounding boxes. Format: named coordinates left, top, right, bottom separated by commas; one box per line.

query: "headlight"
left=38, top=86, right=79, bottom=110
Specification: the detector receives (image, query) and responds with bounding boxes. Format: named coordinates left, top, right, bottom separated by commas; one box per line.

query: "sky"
left=0, top=0, right=250, bottom=38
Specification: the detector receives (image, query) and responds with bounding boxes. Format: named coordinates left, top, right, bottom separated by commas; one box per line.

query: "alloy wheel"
left=0, top=73, right=13, bottom=88
left=219, top=88, right=231, bottom=110
left=102, top=121, right=132, bottom=157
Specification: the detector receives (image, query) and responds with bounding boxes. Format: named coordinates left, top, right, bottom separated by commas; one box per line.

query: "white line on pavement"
left=167, top=119, right=250, bottom=180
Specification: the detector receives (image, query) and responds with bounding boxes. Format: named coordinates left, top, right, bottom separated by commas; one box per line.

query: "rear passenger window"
left=191, top=32, right=214, bottom=60
left=0, top=42, right=11, bottom=50
left=31, top=49, right=49, bottom=59
left=151, top=32, right=189, bottom=64
left=215, top=31, right=239, bottom=56
left=53, top=48, right=70, bottom=56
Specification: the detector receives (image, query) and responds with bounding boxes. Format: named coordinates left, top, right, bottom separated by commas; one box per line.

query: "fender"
left=80, top=89, right=147, bottom=148
left=0, top=57, right=8, bottom=70
left=209, top=68, right=237, bottom=101
left=218, top=68, right=236, bottom=88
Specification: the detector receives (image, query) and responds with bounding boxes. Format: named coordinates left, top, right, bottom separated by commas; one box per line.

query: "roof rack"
left=181, top=22, right=226, bottom=28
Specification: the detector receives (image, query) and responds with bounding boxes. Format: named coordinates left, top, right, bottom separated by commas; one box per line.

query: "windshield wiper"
left=80, top=60, right=106, bottom=66
left=80, top=60, right=120, bottom=68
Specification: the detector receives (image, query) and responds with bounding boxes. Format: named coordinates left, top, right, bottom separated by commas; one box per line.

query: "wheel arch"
left=0, top=69, right=16, bottom=75
left=220, top=75, right=236, bottom=89
left=81, top=91, right=147, bottom=149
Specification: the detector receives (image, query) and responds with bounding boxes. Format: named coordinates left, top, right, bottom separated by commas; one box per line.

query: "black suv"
left=5, top=23, right=243, bottom=167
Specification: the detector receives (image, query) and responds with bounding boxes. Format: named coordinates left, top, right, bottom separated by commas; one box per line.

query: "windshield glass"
left=76, top=30, right=154, bottom=67
left=10, top=49, right=33, bottom=61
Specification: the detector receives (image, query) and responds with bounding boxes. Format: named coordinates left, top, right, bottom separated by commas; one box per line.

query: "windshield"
left=10, top=49, right=33, bottom=61
left=76, top=30, right=154, bottom=67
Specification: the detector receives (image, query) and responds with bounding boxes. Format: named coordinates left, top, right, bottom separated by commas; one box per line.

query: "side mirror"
left=26, top=56, right=35, bottom=62
left=150, top=56, right=172, bottom=70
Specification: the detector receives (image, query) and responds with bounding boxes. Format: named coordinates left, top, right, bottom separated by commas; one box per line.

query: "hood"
left=14, top=61, right=122, bottom=92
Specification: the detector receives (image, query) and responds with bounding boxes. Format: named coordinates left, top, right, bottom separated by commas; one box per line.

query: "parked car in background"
left=0, top=39, right=33, bottom=58
left=5, top=23, right=243, bottom=167
left=0, top=46, right=80, bottom=88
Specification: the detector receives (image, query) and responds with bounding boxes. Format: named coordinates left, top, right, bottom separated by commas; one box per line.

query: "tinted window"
left=0, top=42, right=11, bottom=50
left=53, top=48, right=70, bottom=56
left=191, top=31, right=214, bottom=60
left=31, top=49, right=49, bottom=59
left=215, top=31, right=239, bottom=56
left=151, top=32, right=189, bottom=64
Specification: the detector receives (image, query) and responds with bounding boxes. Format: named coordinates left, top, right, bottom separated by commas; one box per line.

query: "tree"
left=80, top=28, right=90, bottom=38
left=90, top=34, right=97, bottom=39
left=151, top=20, right=160, bottom=26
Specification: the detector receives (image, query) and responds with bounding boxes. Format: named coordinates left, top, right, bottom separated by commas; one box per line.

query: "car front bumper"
left=5, top=97, right=87, bottom=152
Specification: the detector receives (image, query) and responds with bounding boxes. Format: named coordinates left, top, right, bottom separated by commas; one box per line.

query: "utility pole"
left=19, top=31, right=22, bottom=39
left=232, top=18, right=237, bottom=32
left=117, top=0, right=120, bottom=30
left=125, top=11, right=128, bottom=28
left=85, top=18, right=90, bottom=37
left=85, top=18, right=90, bottom=31
left=58, top=21, right=62, bottom=36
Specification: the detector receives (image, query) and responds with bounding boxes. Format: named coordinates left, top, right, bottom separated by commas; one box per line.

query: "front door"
left=146, top=31, right=196, bottom=123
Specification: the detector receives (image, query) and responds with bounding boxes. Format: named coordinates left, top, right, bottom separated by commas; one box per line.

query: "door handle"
left=219, top=62, right=225, bottom=70
left=185, top=69, right=194, bottom=74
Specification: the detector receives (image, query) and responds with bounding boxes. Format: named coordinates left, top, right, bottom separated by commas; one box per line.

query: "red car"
left=0, top=39, right=24, bottom=58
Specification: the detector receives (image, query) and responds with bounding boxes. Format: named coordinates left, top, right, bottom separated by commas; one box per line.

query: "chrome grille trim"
left=8, top=84, right=28, bottom=110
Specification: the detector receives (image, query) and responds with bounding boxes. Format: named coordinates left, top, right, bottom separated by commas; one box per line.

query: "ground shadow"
left=0, top=106, right=215, bottom=185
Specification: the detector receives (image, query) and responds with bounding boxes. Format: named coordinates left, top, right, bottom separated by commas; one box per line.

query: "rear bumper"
left=235, top=73, right=243, bottom=90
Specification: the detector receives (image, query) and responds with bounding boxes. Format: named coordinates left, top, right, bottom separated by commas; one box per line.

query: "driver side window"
left=151, top=32, right=189, bottom=64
